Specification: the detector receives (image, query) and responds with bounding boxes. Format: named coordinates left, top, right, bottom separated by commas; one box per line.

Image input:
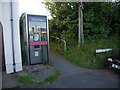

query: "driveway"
left=29, top=50, right=119, bottom=88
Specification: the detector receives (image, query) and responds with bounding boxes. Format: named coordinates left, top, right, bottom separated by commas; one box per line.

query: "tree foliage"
left=44, top=2, right=120, bottom=47
left=43, top=2, right=120, bottom=69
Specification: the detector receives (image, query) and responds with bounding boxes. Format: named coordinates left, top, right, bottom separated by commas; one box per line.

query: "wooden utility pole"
left=78, top=1, right=84, bottom=47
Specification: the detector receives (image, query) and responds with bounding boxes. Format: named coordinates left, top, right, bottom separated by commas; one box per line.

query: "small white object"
left=34, top=34, right=39, bottom=41
left=112, top=64, right=119, bottom=69
left=108, top=58, right=112, bottom=62
left=115, top=65, right=118, bottom=68
left=35, top=51, right=39, bottom=56
left=96, top=48, right=112, bottom=53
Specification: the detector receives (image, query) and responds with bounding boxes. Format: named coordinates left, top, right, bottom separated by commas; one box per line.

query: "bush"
left=61, top=30, right=77, bottom=49
left=63, top=34, right=120, bottom=69
left=50, top=34, right=120, bottom=69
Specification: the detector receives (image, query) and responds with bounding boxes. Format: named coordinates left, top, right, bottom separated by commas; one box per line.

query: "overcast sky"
left=19, top=0, right=48, bottom=17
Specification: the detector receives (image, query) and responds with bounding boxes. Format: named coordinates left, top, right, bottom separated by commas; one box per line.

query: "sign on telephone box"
left=22, top=13, right=49, bottom=65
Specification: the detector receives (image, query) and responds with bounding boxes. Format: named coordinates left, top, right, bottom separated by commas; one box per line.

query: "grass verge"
left=16, top=75, right=37, bottom=86
left=37, top=68, right=60, bottom=84
left=49, top=41, right=61, bottom=53
left=50, top=34, right=120, bottom=69
left=16, top=68, right=60, bottom=87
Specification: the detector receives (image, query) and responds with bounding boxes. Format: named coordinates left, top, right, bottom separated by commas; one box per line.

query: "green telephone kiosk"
left=22, top=14, right=49, bottom=65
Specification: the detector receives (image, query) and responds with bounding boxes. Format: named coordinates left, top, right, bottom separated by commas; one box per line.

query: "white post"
left=78, top=1, right=84, bottom=47
left=1, top=0, right=14, bottom=74
left=12, top=0, right=22, bottom=72
left=1, top=0, right=22, bottom=74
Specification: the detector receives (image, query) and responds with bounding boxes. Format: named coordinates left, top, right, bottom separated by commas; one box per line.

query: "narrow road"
left=32, top=50, right=119, bottom=88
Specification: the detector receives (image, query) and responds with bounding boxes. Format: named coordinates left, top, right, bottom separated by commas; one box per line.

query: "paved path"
left=30, top=50, right=119, bottom=88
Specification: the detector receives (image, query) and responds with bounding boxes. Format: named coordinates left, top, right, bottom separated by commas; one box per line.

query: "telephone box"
left=22, top=13, right=49, bottom=65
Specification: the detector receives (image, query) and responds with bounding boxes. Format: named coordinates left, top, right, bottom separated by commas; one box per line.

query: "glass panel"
left=28, top=16, right=47, bottom=42
left=41, top=45, right=48, bottom=62
left=28, top=15, right=48, bottom=65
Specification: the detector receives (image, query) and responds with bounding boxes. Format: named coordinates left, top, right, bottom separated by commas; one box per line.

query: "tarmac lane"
left=28, top=50, right=119, bottom=88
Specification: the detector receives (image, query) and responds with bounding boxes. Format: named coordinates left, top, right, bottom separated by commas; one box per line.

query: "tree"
left=44, top=2, right=120, bottom=47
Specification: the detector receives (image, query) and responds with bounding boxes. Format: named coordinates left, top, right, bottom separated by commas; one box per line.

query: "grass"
left=49, top=41, right=61, bottom=53
left=16, top=75, right=37, bottom=86
left=43, top=68, right=60, bottom=83
left=11, top=85, right=21, bottom=89
left=37, top=68, right=61, bottom=84
left=16, top=68, right=60, bottom=87
left=50, top=34, right=120, bottom=69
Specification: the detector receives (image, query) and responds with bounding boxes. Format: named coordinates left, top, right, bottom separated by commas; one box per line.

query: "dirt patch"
left=2, top=65, right=55, bottom=88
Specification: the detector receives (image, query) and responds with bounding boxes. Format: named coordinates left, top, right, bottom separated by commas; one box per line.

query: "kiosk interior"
left=22, top=14, right=49, bottom=65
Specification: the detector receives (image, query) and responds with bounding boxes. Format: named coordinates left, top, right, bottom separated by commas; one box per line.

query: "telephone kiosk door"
left=28, top=15, right=49, bottom=65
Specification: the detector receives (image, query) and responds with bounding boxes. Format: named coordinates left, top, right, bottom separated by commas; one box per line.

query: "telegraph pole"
left=78, top=1, right=84, bottom=47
